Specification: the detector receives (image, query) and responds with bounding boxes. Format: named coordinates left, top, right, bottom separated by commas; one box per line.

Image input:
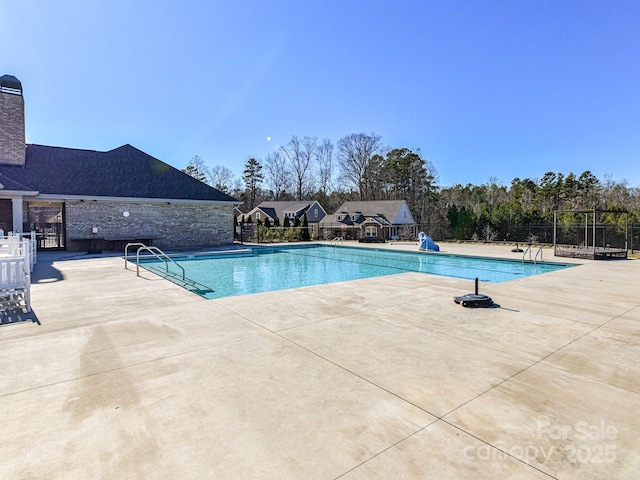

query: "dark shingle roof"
left=254, top=201, right=311, bottom=221
left=258, top=207, right=278, bottom=219
left=0, top=144, right=237, bottom=202
left=319, top=200, right=414, bottom=226
left=0, top=172, right=36, bottom=192
left=331, top=200, right=406, bottom=219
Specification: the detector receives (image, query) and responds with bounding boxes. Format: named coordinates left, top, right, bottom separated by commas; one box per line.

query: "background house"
left=0, top=74, right=238, bottom=251
left=319, top=200, right=416, bottom=241
left=242, top=200, right=327, bottom=239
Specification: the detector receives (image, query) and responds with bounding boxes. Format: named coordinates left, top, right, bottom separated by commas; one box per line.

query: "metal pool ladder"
left=522, top=245, right=544, bottom=264
left=124, top=242, right=185, bottom=279
left=331, top=236, right=344, bottom=246
left=124, top=243, right=215, bottom=294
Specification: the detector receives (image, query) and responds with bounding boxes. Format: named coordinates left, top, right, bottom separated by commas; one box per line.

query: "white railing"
left=0, top=232, right=36, bottom=271
left=331, top=236, right=344, bottom=246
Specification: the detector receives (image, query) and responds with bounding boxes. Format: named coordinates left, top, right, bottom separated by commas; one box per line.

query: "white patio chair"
left=0, top=257, right=31, bottom=312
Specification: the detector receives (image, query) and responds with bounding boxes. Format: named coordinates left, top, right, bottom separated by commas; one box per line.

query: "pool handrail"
left=124, top=242, right=146, bottom=269
left=124, top=242, right=185, bottom=281
left=534, top=247, right=543, bottom=263
left=522, top=245, right=543, bottom=264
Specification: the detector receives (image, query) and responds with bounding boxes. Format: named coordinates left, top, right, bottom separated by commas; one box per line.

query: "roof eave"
left=31, top=194, right=239, bottom=205
left=0, top=190, right=40, bottom=196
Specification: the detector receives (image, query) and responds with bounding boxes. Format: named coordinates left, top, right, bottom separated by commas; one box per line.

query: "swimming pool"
left=138, top=245, right=574, bottom=300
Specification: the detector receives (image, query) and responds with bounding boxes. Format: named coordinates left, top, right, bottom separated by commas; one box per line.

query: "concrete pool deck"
left=1, top=242, right=638, bottom=479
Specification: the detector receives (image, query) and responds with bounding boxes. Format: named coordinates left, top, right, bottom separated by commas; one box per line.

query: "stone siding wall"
left=0, top=91, right=26, bottom=165
left=65, top=200, right=234, bottom=251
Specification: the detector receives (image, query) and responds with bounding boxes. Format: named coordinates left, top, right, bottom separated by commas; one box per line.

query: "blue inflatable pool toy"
left=418, top=232, right=440, bottom=252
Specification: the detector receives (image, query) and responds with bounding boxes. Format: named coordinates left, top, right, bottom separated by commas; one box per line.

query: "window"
left=366, top=226, right=377, bottom=237
left=256, top=212, right=261, bottom=220
left=314, top=209, right=318, bottom=218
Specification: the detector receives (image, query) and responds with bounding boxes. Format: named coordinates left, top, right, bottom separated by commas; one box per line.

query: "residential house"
left=243, top=200, right=327, bottom=239
left=0, top=74, right=238, bottom=252
left=319, top=200, right=416, bottom=241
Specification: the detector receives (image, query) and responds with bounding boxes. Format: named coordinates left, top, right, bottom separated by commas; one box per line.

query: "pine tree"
left=182, top=155, right=209, bottom=183
left=242, top=157, right=263, bottom=210
left=301, top=214, right=310, bottom=241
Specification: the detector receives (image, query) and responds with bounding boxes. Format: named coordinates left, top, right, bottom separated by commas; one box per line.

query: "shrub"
left=284, top=228, right=301, bottom=241
left=481, top=225, right=498, bottom=242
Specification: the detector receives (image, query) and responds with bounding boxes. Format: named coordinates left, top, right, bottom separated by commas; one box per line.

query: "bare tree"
left=316, top=138, right=334, bottom=196
left=264, top=151, right=292, bottom=199
left=208, top=165, right=235, bottom=194
left=485, top=176, right=507, bottom=208
left=337, top=133, right=382, bottom=200
left=229, top=178, right=244, bottom=202
left=602, top=174, right=631, bottom=208
left=301, top=136, right=318, bottom=198
left=279, top=135, right=316, bottom=200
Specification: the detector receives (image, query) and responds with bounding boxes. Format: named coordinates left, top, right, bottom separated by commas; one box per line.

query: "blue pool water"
left=138, top=245, right=574, bottom=300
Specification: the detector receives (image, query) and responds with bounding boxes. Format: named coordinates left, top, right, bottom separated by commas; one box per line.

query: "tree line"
left=183, top=133, right=640, bottom=241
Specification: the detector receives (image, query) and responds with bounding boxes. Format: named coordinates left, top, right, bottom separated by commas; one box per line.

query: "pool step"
left=148, top=266, right=215, bottom=295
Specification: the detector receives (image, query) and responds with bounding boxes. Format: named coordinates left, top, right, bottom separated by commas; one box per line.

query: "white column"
left=11, top=197, right=24, bottom=233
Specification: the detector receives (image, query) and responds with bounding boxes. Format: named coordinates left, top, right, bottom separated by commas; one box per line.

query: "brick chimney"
left=0, top=74, right=26, bottom=166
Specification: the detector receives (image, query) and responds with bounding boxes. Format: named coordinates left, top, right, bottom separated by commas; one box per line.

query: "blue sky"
left=2, top=0, right=639, bottom=188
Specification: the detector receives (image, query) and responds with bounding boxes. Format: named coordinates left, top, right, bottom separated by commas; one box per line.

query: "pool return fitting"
left=454, top=277, right=496, bottom=308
